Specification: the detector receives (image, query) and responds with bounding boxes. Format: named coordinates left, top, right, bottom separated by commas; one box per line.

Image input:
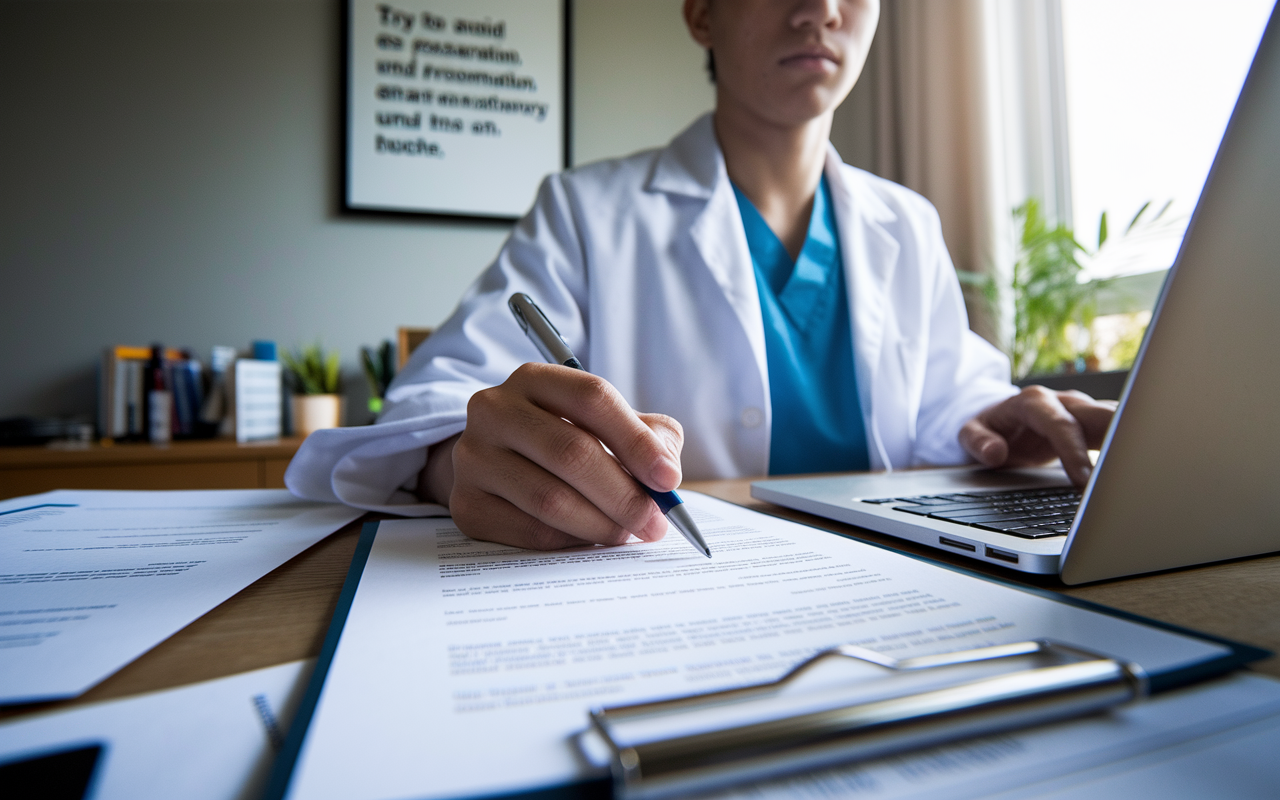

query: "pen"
left=508, top=292, right=712, bottom=558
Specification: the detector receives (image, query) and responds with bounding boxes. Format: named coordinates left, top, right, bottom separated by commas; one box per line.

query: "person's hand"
left=417, top=363, right=684, bottom=550
left=959, top=386, right=1117, bottom=487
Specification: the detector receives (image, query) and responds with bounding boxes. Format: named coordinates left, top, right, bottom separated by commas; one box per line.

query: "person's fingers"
left=454, top=421, right=664, bottom=545
left=449, top=365, right=689, bottom=550
left=958, top=417, right=1010, bottom=467
left=450, top=484, right=599, bottom=551
left=637, top=412, right=684, bottom=484
left=515, top=421, right=667, bottom=541
left=1001, top=387, right=1093, bottom=486
left=964, top=388, right=1119, bottom=487
left=464, top=374, right=667, bottom=541
left=506, top=364, right=682, bottom=491
left=470, top=383, right=666, bottom=540
left=1057, top=392, right=1118, bottom=448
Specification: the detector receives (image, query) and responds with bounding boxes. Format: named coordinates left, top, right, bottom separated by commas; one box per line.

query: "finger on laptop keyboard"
left=1057, top=391, right=1119, bottom=449
left=958, top=416, right=1009, bottom=468
left=963, top=387, right=1094, bottom=487
left=1015, top=387, right=1094, bottom=486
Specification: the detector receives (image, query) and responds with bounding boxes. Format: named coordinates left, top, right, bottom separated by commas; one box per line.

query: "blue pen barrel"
left=645, top=487, right=681, bottom=515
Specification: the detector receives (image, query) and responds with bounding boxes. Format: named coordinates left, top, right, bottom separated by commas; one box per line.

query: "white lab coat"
left=285, top=114, right=1017, bottom=515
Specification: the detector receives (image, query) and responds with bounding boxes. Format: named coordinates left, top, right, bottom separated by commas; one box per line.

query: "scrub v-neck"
left=732, top=176, right=870, bottom=475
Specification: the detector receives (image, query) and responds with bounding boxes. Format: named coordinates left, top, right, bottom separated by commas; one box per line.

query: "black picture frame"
left=342, top=0, right=572, bottom=222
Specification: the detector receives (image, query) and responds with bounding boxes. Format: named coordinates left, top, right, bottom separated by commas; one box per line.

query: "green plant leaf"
left=324, top=351, right=341, bottom=394
left=1010, top=197, right=1099, bottom=379
left=378, top=340, right=395, bottom=389
left=284, top=342, right=340, bottom=395
left=1126, top=201, right=1152, bottom=233
left=360, top=347, right=379, bottom=391
left=1097, top=211, right=1108, bottom=249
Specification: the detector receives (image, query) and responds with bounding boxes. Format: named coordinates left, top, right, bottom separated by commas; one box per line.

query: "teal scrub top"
left=732, top=176, right=871, bottom=475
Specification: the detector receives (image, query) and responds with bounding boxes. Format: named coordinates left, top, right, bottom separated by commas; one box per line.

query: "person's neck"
left=715, top=104, right=832, bottom=260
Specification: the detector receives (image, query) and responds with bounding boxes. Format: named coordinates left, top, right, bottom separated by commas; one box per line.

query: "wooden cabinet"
left=0, top=438, right=303, bottom=500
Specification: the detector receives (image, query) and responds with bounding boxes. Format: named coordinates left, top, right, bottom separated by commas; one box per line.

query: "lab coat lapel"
left=826, top=147, right=900, bottom=469
left=649, top=116, right=771, bottom=404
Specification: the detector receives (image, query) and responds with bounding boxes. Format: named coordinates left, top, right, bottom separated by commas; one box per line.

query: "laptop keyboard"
left=862, top=487, right=1082, bottom=539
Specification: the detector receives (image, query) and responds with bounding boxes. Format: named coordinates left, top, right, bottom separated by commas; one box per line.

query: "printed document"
left=284, top=493, right=1232, bottom=800
left=0, top=659, right=310, bottom=800
left=0, top=490, right=360, bottom=703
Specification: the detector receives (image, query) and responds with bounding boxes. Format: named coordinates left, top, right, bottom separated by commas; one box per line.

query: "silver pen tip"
left=666, top=503, right=711, bottom=558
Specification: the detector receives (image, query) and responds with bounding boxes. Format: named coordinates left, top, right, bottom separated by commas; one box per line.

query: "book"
left=98, top=346, right=196, bottom=441
left=225, top=359, right=282, bottom=443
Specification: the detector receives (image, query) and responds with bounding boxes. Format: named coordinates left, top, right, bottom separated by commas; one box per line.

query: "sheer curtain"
left=834, top=0, right=1071, bottom=350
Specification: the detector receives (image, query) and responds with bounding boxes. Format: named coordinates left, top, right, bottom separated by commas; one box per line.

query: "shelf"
left=0, top=437, right=306, bottom=500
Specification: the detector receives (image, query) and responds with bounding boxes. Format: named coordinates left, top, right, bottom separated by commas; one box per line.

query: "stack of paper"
left=0, top=490, right=360, bottom=703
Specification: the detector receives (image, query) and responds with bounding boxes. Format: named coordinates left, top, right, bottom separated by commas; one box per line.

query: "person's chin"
left=761, top=85, right=843, bottom=125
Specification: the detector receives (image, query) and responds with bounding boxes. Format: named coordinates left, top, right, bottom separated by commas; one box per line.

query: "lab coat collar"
left=646, top=115, right=752, bottom=317
left=647, top=114, right=720, bottom=199
left=649, top=115, right=772, bottom=462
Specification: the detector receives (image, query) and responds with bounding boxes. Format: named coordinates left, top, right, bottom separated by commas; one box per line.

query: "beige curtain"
left=833, top=0, right=1071, bottom=351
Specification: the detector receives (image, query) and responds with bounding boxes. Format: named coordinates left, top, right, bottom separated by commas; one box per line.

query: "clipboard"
left=582, top=639, right=1147, bottom=799
left=264, top=510, right=1270, bottom=800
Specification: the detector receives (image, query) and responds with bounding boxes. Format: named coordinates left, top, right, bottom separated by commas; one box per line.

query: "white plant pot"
left=292, top=394, right=344, bottom=437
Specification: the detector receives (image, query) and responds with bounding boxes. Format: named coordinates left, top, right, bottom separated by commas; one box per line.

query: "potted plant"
left=283, top=343, right=343, bottom=437
left=1009, top=199, right=1107, bottom=379
left=958, top=199, right=1173, bottom=388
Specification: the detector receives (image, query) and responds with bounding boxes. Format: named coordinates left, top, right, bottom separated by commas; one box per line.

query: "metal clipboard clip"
left=584, top=640, right=1148, bottom=799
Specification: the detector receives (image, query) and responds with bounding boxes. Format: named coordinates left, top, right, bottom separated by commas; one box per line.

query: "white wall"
left=0, top=0, right=718, bottom=422
left=573, top=0, right=715, bottom=165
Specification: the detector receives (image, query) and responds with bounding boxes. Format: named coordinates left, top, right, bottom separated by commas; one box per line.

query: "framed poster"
left=345, top=0, right=568, bottom=219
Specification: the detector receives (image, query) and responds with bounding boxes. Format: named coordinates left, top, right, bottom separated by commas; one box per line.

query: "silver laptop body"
left=752, top=8, right=1280, bottom=585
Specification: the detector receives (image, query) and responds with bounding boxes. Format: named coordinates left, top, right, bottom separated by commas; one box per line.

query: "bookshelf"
left=0, top=438, right=303, bottom=501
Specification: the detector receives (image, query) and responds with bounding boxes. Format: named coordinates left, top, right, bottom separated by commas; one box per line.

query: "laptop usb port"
left=939, top=536, right=976, bottom=552
left=985, top=546, right=1020, bottom=564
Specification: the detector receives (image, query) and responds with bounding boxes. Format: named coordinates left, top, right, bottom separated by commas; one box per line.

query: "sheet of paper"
left=0, top=490, right=360, bottom=703
left=283, top=492, right=1233, bottom=800
left=0, top=659, right=310, bottom=800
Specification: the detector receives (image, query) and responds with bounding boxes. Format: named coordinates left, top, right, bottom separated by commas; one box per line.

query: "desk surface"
left=5, top=477, right=1277, bottom=723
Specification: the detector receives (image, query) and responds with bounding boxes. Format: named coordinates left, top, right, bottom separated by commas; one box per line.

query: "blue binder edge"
left=262, top=515, right=1271, bottom=800
left=261, top=520, right=384, bottom=800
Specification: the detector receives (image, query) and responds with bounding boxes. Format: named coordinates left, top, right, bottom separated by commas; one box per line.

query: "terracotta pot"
left=292, top=394, right=344, bottom=437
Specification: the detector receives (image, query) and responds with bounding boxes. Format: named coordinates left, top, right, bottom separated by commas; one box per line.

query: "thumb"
left=637, top=412, right=684, bottom=490
left=959, top=417, right=1009, bottom=467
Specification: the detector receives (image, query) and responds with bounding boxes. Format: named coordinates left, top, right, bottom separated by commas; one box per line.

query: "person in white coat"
left=286, top=0, right=1115, bottom=549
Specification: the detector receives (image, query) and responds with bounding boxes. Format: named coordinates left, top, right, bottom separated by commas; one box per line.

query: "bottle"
left=146, top=344, right=172, bottom=444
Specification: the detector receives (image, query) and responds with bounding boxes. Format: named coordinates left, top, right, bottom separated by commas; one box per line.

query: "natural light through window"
left=1061, top=0, right=1273, bottom=280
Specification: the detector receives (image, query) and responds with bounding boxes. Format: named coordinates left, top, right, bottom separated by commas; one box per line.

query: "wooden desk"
left=5, top=476, right=1277, bottom=725
left=0, top=438, right=303, bottom=500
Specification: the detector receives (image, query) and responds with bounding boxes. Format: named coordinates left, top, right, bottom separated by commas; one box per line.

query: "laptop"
left=751, top=8, right=1280, bottom=585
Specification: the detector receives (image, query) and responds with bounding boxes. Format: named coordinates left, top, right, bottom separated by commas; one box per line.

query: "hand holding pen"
left=508, top=293, right=710, bottom=557
left=418, top=295, right=709, bottom=556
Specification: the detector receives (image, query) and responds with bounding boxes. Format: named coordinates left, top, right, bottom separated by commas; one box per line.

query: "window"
left=1052, top=0, right=1272, bottom=372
